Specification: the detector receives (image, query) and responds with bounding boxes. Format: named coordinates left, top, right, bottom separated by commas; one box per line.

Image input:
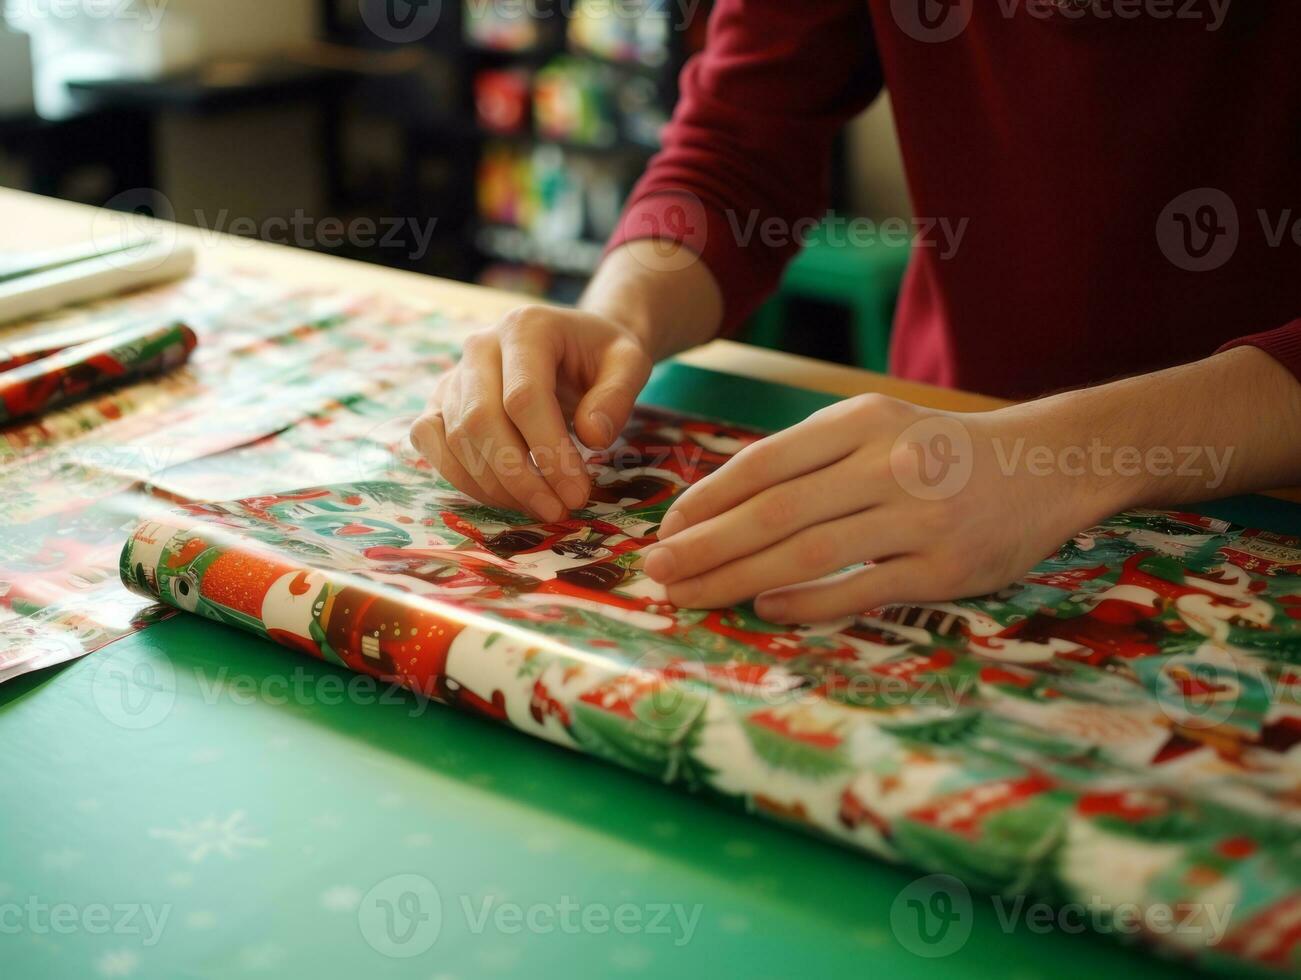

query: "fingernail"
left=755, top=596, right=787, bottom=622
left=530, top=493, right=564, bottom=523
left=588, top=411, right=613, bottom=446
left=409, top=420, right=432, bottom=454
left=658, top=511, right=685, bottom=540
left=643, top=547, right=677, bottom=582
left=559, top=481, right=588, bottom=511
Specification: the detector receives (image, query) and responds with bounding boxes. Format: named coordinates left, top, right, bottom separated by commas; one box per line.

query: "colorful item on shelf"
left=476, top=262, right=552, bottom=297
left=475, top=68, right=532, bottom=135
left=617, top=74, right=667, bottom=148
left=476, top=140, right=632, bottom=247
left=568, top=0, right=671, bottom=66
left=533, top=56, right=618, bottom=148
left=119, top=405, right=1301, bottom=976
left=463, top=0, right=542, bottom=51
left=475, top=141, right=535, bottom=228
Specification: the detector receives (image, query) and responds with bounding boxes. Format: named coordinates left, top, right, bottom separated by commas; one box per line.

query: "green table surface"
left=3, top=363, right=1296, bottom=979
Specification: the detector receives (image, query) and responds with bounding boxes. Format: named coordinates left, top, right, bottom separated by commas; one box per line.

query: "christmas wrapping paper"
left=0, top=319, right=197, bottom=424
left=0, top=271, right=468, bottom=681
left=118, top=409, right=1301, bottom=976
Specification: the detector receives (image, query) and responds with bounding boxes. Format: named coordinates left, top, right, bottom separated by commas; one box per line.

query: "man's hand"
left=643, top=394, right=1113, bottom=622
left=410, top=240, right=724, bottom=521
left=411, top=306, right=652, bottom=521
left=645, top=345, right=1301, bottom=624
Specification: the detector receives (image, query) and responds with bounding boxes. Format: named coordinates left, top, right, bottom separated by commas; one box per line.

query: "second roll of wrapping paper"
left=0, top=319, right=197, bottom=425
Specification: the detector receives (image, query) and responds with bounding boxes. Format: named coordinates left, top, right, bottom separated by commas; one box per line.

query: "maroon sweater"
left=609, top=0, right=1301, bottom=399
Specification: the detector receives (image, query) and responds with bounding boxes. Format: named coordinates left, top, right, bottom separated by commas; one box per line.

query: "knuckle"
left=861, top=452, right=895, bottom=487
left=611, top=336, right=652, bottom=369
left=755, top=486, right=801, bottom=529
left=502, top=379, right=538, bottom=417
left=927, top=557, right=967, bottom=595
left=444, top=410, right=472, bottom=444
left=793, top=528, right=838, bottom=573
left=499, top=304, right=552, bottom=338
left=459, top=402, right=494, bottom=439
left=736, top=439, right=779, bottom=483
left=849, top=391, right=904, bottom=424
left=460, top=330, right=495, bottom=357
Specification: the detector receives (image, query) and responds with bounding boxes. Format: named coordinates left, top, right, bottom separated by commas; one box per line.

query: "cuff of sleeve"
left=1217, top=318, right=1301, bottom=383
left=605, top=189, right=793, bottom=338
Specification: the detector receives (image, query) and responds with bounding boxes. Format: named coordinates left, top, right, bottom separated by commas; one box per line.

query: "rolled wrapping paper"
left=114, top=474, right=1301, bottom=976
left=0, top=320, right=198, bottom=424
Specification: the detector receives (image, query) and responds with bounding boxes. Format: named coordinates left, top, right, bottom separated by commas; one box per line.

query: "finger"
left=660, top=400, right=868, bottom=539
left=644, top=455, right=877, bottom=584
left=574, top=336, right=652, bottom=449
left=665, top=509, right=912, bottom=610
left=461, top=335, right=576, bottom=516
left=411, top=409, right=515, bottom=511
left=498, top=325, right=590, bottom=510
left=753, top=556, right=941, bottom=624
left=444, top=374, right=567, bottom=523
left=439, top=372, right=534, bottom=511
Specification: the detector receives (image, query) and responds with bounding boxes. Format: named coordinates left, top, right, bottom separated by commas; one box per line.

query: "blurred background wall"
left=0, top=0, right=913, bottom=367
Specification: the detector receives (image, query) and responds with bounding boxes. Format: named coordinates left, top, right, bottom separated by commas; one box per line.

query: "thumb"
left=575, top=339, right=652, bottom=449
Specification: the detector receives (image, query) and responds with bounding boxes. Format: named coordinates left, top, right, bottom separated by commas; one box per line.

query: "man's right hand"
left=410, top=305, right=653, bottom=522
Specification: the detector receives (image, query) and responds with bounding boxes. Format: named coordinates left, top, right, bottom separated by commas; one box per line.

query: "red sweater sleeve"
left=607, top=0, right=884, bottom=335
left=1218, top=319, right=1301, bottom=384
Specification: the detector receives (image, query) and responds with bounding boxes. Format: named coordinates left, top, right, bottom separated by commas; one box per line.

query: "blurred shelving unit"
left=320, top=0, right=712, bottom=299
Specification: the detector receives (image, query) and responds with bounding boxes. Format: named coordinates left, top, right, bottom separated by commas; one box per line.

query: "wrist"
left=583, top=299, right=657, bottom=357
left=993, top=394, right=1149, bottom=531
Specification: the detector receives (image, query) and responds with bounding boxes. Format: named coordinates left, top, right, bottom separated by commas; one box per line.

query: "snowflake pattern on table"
left=148, top=811, right=268, bottom=863
left=118, top=408, right=1301, bottom=976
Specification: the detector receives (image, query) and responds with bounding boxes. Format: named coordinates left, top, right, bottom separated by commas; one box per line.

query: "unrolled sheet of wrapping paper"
left=0, top=271, right=471, bottom=680
left=117, top=408, right=1301, bottom=976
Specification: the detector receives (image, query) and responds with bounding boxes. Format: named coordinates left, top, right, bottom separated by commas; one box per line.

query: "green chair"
left=744, top=216, right=911, bottom=373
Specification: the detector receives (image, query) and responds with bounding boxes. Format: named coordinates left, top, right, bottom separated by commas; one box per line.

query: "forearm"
left=579, top=241, right=724, bottom=361
left=1008, top=346, right=1301, bottom=519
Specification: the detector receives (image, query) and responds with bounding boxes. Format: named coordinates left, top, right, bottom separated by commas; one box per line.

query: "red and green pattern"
left=120, top=409, right=1301, bottom=976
